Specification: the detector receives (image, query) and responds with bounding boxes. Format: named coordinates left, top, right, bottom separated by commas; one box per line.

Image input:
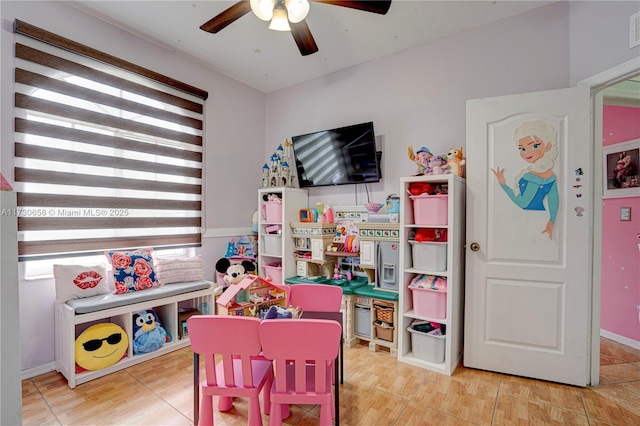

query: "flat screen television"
left=291, top=121, right=380, bottom=188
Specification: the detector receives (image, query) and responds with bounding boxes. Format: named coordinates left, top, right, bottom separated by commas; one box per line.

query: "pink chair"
left=288, top=283, right=343, bottom=312
left=187, top=316, right=273, bottom=426
left=289, top=283, right=344, bottom=384
left=259, top=319, right=342, bottom=426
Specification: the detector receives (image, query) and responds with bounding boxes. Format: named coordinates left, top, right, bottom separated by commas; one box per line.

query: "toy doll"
left=407, top=145, right=433, bottom=175
left=427, top=154, right=449, bottom=175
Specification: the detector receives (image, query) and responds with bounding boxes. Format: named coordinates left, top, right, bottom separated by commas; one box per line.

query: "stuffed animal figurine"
left=214, top=258, right=256, bottom=298
left=407, top=145, right=433, bottom=175
left=427, top=154, right=449, bottom=175
left=445, top=147, right=466, bottom=177
left=132, top=309, right=167, bottom=355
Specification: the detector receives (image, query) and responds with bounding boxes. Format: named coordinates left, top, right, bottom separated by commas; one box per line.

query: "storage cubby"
left=398, top=174, right=465, bottom=375
left=257, top=187, right=308, bottom=283
left=351, top=288, right=399, bottom=356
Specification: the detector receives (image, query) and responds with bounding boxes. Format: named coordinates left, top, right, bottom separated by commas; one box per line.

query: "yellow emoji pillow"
left=75, top=323, right=128, bottom=371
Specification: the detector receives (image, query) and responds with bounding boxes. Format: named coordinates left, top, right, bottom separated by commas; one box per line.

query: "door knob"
left=470, top=242, right=480, bottom=252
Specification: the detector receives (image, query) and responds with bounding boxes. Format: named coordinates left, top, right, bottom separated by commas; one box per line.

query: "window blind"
left=13, top=20, right=208, bottom=259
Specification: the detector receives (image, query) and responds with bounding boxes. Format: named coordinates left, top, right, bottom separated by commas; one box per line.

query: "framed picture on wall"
left=603, top=139, right=640, bottom=199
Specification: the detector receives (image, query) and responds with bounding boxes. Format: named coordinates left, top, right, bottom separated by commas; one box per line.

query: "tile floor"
left=22, top=337, right=640, bottom=425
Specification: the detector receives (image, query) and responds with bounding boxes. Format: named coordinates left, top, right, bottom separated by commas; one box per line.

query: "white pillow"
left=53, top=264, right=111, bottom=304
left=155, top=256, right=204, bottom=285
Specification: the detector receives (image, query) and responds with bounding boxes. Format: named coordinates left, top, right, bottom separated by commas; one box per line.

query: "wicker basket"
left=374, top=321, right=394, bottom=342
left=374, top=304, right=394, bottom=324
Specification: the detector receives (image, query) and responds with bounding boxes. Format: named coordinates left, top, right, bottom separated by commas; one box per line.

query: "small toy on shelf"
left=261, top=139, right=296, bottom=187
left=445, top=147, right=466, bottom=177
left=365, top=202, right=383, bottom=214
left=333, top=264, right=341, bottom=280
left=324, top=205, right=334, bottom=223
left=407, top=145, right=433, bottom=175
left=344, top=235, right=360, bottom=253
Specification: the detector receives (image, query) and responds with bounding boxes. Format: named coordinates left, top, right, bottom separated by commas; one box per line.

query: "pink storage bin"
left=410, top=194, right=448, bottom=226
left=411, top=287, right=447, bottom=319
left=263, top=263, right=283, bottom=284
left=262, top=201, right=282, bottom=223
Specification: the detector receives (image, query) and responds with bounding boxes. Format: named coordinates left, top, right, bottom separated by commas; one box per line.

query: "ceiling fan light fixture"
left=285, top=0, right=310, bottom=24
left=250, top=0, right=275, bottom=21
left=268, top=2, right=291, bottom=31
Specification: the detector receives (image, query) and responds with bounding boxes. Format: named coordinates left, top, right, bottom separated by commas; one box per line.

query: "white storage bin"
left=262, top=234, right=282, bottom=256
left=410, top=241, right=447, bottom=271
left=408, top=321, right=445, bottom=363
left=355, top=304, right=371, bottom=338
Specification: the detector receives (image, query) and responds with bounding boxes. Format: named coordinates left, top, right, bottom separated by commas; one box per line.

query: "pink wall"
left=601, top=104, right=640, bottom=343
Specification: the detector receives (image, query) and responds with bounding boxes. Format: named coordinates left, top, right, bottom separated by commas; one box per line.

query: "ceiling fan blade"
left=311, top=0, right=392, bottom=15
left=290, top=20, right=319, bottom=56
left=200, top=1, right=253, bottom=33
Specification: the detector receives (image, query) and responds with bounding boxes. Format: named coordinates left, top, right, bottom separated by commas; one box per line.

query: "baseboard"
left=21, top=362, right=56, bottom=380
left=600, top=329, right=640, bottom=350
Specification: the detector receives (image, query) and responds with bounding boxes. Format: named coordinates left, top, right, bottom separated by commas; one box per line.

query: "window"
left=23, top=247, right=190, bottom=280
left=13, top=20, right=208, bottom=260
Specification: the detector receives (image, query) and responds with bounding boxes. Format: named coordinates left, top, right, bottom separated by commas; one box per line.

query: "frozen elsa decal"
left=491, top=120, right=559, bottom=240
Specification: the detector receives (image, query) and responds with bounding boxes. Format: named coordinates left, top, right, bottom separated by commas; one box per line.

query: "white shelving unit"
left=398, top=174, right=465, bottom=375
left=55, top=286, right=214, bottom=388
left=257, top=187, right=308, bottom=282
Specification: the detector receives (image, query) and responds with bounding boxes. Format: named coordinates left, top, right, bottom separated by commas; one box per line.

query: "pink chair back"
left=260, top=319, right=341, bottom=395
left=289, top=284, right=343, bottom=312
left=187, top=316, right=272, bottom=426
left=188, top=315, right=264, bottom=388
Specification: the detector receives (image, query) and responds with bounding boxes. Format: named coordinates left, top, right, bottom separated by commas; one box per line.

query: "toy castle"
left=262, top=139, right=295, bottom=188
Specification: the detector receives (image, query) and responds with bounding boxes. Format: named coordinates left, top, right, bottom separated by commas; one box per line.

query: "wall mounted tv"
left=291, top=121, right=381, bottom=188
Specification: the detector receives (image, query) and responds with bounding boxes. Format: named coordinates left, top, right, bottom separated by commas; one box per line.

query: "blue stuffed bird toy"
left=132, top=309, right=167, bottom=355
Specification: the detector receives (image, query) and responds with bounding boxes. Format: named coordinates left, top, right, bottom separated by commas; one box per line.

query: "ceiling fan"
left=200, top=0, right=392, bottom=56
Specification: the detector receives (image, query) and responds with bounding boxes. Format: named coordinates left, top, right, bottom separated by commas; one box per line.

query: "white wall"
left=265, top=2, right=573, bottom=207
left=569, top=1, right=640, bottom=85
left=1, top=1, right=265, bottom=372
left=265, top=1, right=639, bottom=212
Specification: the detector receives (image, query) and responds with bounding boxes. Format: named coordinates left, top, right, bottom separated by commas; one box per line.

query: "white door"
left=465, top=87, right=592, bottom=386
left=311, top=238, right=325, bottom=262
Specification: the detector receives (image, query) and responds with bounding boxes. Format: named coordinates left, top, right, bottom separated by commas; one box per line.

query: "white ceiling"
left=66, top=0, right=553, bottom=93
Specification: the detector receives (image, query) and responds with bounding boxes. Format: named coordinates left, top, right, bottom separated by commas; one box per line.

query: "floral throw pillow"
left=106, top=248, right=160, bottom=294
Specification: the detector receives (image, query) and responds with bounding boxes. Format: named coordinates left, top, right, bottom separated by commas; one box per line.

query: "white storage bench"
left=55, top=280, right=214, bottom=388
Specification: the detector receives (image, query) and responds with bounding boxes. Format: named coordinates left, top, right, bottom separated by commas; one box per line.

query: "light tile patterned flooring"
left=22, top=337, right=640, bottom=425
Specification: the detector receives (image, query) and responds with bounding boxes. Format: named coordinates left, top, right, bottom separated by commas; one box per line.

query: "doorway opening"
left=580, top=59, right=640, bottom=386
